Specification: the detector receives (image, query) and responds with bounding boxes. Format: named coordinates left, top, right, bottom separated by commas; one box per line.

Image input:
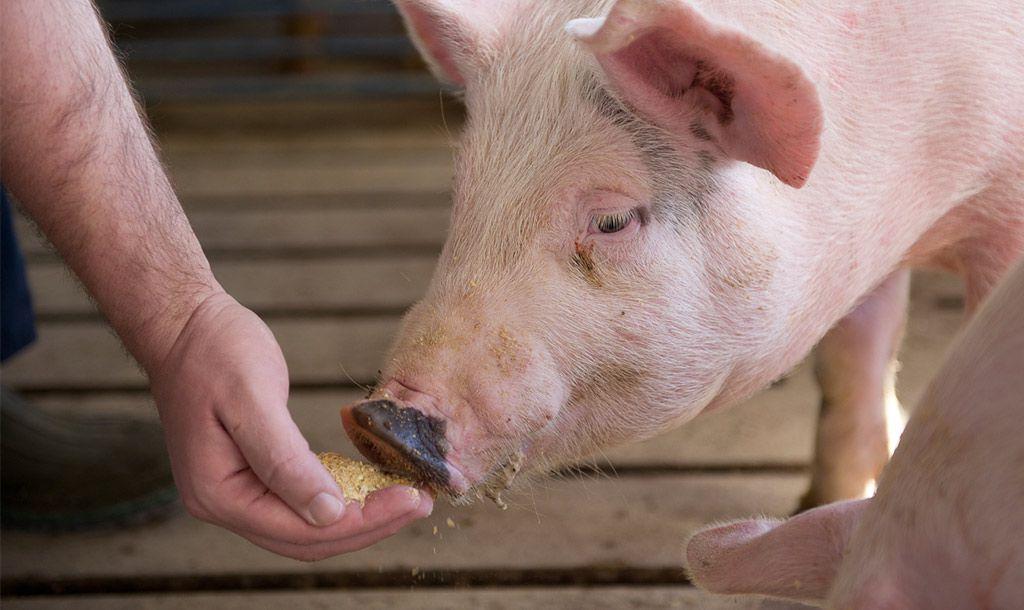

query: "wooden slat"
left=170, top=161, right=452, bottom=199
left=17, top=207, right=450, bottom=257
left=159, top=129, right=454, bottom=155
left=148, top=100, right=463, bottom=136
left=24, top=362, right=818, bottom=468
left=100, top=0, right=397, bottom=21
left=10, top=273, right=960, bottom=466
left=26, top=256, right=437, bottom=315
left=2, top=588, right=790, bottom=610
left=0, top=472, right=805, bottom=579
left=0, top=318, right=397, bottom=389
left=0, top=273, right=962, bottom=393
left=99, top=120, right=456, bottom=198
left=138, top=75, right=449, bottom=104
left=121, top=36, right=416, bottom=63
left=163, top=145, right=453, bottom=171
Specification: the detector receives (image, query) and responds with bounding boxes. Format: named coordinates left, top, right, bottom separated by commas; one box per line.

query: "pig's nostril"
left=349, top=399, right=450, bottom=489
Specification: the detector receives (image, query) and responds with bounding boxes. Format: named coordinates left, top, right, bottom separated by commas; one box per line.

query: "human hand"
left=148, top=292, right=432, bottom=560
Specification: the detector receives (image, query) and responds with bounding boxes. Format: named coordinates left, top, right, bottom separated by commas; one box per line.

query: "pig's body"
left=691, top=0, right=1024, bottom=397
left=685, top=0, right=1024, bottom=507
left=686, top=256, right=1024, bottom=609
left=342, top=0, right=1024, bottom=506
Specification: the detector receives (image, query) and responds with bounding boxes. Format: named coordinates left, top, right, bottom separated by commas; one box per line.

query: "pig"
left=685, top=256, right=1024, bottom=609
left=340, top=0, right=1024, bottom=507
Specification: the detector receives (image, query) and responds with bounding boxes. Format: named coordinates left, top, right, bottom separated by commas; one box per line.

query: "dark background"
left=99, top=0, right=443, bottom=102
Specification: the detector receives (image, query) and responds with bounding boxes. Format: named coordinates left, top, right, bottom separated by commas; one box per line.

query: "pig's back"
left=697, top=0, right=1023, bottom=276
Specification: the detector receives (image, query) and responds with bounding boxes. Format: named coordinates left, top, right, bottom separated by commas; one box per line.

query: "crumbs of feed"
left=318, top=452, right=414, bottom=504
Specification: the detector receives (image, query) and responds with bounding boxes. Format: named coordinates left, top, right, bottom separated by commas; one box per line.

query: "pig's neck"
left=708, top=0, right=1024, bottom=405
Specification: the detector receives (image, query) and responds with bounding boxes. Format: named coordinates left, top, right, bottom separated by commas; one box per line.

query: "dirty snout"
left=341, top=399, right=465, bottom=494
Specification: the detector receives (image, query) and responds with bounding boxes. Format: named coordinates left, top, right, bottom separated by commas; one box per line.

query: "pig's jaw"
left=447, top=446, right=528, bottom=508
left=460, top=365, right=734, bottom=503
left=353, top=337, right=733, bottom=505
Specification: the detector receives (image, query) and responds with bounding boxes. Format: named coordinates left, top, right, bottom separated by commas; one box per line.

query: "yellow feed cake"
left=318, top=452, right=414, bottom=504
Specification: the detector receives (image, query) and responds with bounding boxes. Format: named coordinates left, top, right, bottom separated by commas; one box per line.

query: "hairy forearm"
left=0, top=0, right=220, bottom=371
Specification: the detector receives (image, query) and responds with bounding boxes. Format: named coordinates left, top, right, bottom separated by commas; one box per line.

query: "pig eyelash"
left=590, top=208, right=639, bottom=234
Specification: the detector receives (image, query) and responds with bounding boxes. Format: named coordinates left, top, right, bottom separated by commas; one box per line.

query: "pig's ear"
left=567, top=0, right=823, bottom=188
left=393, top=0, right=483, bottom=86
left=684, top=499, right=869, bottom=603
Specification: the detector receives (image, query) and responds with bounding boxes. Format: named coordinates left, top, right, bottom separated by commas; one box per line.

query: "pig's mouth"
left=342, top=401, right=485, bottom=499
left=341, top=398, right=529, bottom=505
left=342, top=399, right=456, bottom=491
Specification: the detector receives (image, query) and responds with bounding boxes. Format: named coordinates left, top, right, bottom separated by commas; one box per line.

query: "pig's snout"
left=342, top=399, right=453, bottom=491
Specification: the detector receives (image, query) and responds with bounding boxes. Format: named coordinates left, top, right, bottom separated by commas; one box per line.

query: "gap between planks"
left=0, top=586, right=800, bottom=610
left=2, top=567, right=700, bottom=597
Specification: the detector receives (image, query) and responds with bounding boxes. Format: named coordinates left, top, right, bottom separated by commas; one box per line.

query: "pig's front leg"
left=798, top=269, right=911, bottom=511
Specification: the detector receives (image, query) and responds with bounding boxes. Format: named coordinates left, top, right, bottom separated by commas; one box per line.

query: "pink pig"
left=686, top=256, right=1024, bottom=609
left=341, top=0, right=1024, bottom=507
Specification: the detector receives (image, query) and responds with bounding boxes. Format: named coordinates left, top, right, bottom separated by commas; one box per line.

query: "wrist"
left=120, top=275, right=227, bottom=376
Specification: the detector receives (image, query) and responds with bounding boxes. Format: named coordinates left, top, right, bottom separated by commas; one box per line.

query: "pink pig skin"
left=686, top=255, right=1024, bottom=609
left=341, top=0, right=1024, bottom=507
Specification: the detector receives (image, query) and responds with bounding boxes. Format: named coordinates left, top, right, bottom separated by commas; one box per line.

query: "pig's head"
left=342, top=0, right=823, bottom=501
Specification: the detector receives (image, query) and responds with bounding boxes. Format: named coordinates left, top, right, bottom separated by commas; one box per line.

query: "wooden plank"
left=148, top=99, right=462, bottom=136
left=169, top=162, right=452, bottom=199
left=0, top=271, right=963, bottom=392
left=17, top=208, right=451, bottom=257
left=159, top=130, right=453, bottom=155
left=120, top=36, right=416, bottom=63
left=23, top=362, right=818, bottom=467
left=138, top=74, right=449, bottom=104
left=161, top=135, right=451, bottom=159
left=99, top=0, right=398, bottom=21
left=0, top=318, right=397, bottom=389
left=164, top=146, right=452, bottom=172
left=2, top=588, right=787, bottom=610
left=0, top=472, right=805, bottom=579
left=26, top=256, right=437, bottom=315
left=19, top=224, right=960, bottom=324
left=175, top=208, right=448, bottom=250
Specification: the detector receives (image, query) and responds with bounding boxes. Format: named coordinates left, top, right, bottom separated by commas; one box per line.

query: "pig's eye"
left=592, top=209, right=637, bottom=234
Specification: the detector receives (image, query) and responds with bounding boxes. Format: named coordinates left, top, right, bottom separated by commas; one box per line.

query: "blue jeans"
left=1, top=187, right=37, bottom=362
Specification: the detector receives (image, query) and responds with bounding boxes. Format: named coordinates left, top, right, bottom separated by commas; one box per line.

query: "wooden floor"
left=1, top=100, right=966, bottom=609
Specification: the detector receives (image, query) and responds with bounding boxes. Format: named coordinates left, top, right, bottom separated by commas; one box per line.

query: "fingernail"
left=308, top=492, right=344, bottom=526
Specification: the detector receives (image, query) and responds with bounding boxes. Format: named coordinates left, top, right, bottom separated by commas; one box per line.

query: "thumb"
left=228, top=397, right=346, bottom=527
left=684, top=499, right=871, bottom=603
